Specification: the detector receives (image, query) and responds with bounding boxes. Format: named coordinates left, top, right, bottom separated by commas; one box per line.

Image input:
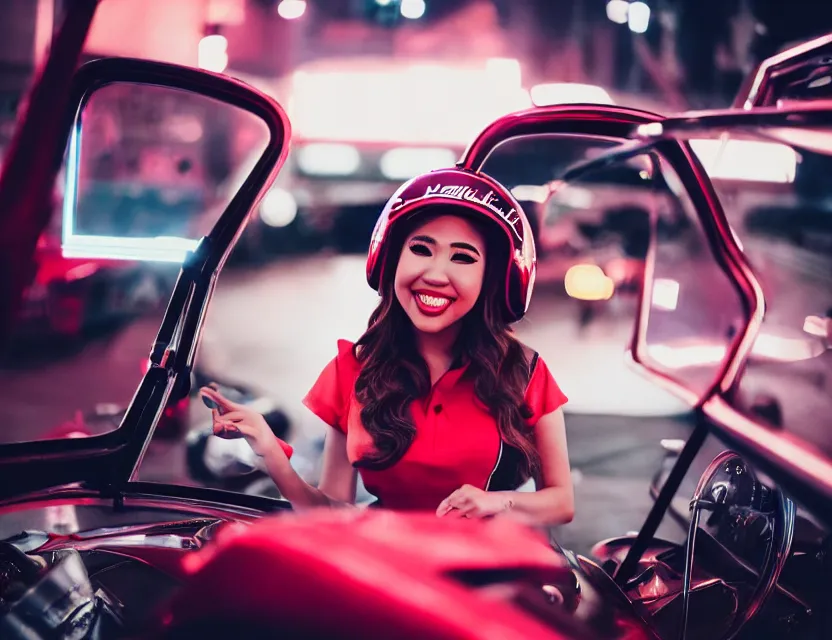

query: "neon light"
left=277, top=0, right=306, bottom=20
left=63, top=236, right=199, bottom=263
left=62, top=119, right=81, bottom=248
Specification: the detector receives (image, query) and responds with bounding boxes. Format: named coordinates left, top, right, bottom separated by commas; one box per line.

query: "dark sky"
left=299, top=0, right=832, bottom=54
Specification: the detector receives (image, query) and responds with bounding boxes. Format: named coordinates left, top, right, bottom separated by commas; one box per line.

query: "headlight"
left=296, top=143, right=361, bottom=176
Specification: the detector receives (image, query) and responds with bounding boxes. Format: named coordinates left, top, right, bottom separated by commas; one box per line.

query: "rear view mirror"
left=61, top=60, right=288, bottom=263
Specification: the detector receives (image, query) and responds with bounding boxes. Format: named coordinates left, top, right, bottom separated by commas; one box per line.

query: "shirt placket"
left=423, top=369, right=458, bottom=453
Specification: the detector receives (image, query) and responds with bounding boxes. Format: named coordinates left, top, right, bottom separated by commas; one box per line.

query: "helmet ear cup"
left=366, top=168, right=537, bottom=322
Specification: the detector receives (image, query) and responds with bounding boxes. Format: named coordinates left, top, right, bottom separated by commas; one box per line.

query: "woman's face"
left=394, top=214, right=487, bottom=335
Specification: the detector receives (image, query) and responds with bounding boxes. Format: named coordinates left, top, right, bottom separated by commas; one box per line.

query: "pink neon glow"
left=287, top=59, right=531, bottom=146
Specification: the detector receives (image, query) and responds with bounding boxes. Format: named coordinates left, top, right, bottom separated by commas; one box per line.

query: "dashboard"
left=612, top=434, right=832, bottom=639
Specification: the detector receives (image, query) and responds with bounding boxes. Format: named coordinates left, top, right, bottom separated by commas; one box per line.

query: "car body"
left=14, top=234, right=168, bottom=340
left=0, top=6, right=831, bottom=639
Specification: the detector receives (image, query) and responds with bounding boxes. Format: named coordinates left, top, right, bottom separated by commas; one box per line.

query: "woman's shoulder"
left=333, top=339, right=361, bottom=377
left=335, top=339, right=358, bottom=361
left=515, top=343, right=568, bottom=419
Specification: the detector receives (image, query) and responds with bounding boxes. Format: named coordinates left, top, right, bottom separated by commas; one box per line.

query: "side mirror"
left=61, top=58, right=291, bottom=263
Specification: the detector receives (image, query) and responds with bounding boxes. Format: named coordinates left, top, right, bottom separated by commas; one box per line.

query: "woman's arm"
left=259, top=426, right=357, bottom=509
left=496, top=408, right=575, bottom=525
left=437, top=409, right=574, bottom=525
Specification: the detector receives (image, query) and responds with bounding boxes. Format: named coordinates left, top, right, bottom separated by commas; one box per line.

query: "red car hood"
left=154, top=510, right=651, bottom=639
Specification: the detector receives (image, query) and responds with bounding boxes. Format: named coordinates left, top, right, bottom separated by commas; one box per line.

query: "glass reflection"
left=698, top=128, right=832, bottom=453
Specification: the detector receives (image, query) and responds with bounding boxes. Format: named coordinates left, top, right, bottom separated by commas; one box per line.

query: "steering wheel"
left=678, top=451, right=795, bottom=640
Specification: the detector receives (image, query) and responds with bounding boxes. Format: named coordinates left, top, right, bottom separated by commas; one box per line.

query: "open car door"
left=456, top=91, right=832, bottom=638
left=0, top=34, right=292, bottom=499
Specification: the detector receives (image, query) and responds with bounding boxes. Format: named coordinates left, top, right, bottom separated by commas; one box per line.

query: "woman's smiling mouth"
left=413, top=290, right=454, bottom=316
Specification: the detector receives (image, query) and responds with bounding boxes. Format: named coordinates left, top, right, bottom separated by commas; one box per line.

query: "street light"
left=400, top=0, right=425, bottom=20
left=628, top=2, right=650, bottom=34
left=277, top=0, right=306, bottom=20
left=605, top=0, right=629, bottom=25
left=198, top=34, right=229, bottom=73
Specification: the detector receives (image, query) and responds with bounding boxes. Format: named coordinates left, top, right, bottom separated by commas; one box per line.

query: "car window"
left=702, top=128, right=832, bottom=455
left=638, top=152, right=749, bottom=400
left=0, top=82, right=269, bottom=444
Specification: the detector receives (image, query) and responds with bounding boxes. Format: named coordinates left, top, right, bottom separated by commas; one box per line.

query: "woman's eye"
left=452, top=253, right=477, bottom=264
left=409, top=243, right=431, bottom=256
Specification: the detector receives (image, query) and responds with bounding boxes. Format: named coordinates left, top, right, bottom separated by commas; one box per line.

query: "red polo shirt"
left=303, top=340, right=568, bottom=511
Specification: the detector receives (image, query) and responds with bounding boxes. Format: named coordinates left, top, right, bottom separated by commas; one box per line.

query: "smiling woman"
left=201, top=167, right=575, bottom=524
left=393, top=214, right=487, bottom=333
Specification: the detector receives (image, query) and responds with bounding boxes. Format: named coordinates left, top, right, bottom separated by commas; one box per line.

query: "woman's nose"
left=421, top=264, right=451, bottom=287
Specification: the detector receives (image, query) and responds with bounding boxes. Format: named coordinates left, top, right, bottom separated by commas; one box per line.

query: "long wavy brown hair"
left=352, top=210, right=541, bottom=486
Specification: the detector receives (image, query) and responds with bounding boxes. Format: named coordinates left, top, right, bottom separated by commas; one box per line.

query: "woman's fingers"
left=200, top=386, right=242, bottom=412
left=456, top=503, right=481, bottom=518
left=212, top=419, right=259, bottom=438
left=216, top=410, right=247, bottom=423
left=437, top=489, right=468, bottom=517
left=212, top=422, right=242, bottom=438
left=436, top=493, right=456, bottom=517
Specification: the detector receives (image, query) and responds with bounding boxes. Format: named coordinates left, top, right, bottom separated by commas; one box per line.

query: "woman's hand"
left=436, top=484, right=514, bottom=519
left=199, top=386, right=292, bottom=459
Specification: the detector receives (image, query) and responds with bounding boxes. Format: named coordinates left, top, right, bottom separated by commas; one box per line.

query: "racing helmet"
left=366, top=167, right=536, bottom=322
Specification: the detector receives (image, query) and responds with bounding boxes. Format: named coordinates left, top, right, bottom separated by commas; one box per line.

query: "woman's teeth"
left=418, top=293, right=450, bottom=307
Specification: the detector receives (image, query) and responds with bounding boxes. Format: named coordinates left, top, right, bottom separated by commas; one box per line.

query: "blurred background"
left=0, top=0, right=831, bottom=553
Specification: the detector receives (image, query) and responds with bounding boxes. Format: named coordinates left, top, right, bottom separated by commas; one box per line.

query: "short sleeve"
left=302, top=340, right=359, bottom=433
left=524, top=357, right=568, bottom=426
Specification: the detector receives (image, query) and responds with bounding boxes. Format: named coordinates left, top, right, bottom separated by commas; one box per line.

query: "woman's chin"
left=410, top=317, right=453, bottom=335
left=407, top=313, right=463, bottom=337
left=407, top=309, right=454, bottom=334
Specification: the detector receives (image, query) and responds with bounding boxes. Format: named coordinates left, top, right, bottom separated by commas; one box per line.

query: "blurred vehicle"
left=245, top=56, right=531, bottom=254
left=2, top=7, right=832, bottom=638
left=534, top=163, right=656, bottom=299
left=14, top=232, right=169, bottom=341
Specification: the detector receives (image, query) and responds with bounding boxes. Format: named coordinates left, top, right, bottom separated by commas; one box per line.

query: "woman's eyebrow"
left=410, top=234, right=436, bottom=245
left=450, top=242, right=481, bottom=256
